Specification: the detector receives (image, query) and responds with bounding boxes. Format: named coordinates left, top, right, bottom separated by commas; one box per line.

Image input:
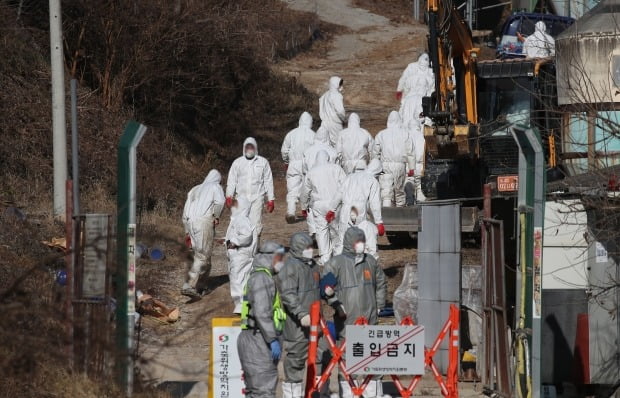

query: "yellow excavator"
left=423, top=0, right=480, bottom=158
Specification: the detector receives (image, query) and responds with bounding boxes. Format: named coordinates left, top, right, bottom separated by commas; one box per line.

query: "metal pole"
left=49, top=0, right=67, bottom=220
left=466, top=0, right=474, bottom=29
left=116, top=121, right=147, bottom=396
left=65, top=180, right=74, bottom=369
left=71, top=79, right=80, bottom=215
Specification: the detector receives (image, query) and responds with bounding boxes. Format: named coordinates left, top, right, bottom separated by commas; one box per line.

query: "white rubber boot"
left=415, top=176, right=426, bottom=202
left=282, top=382, right=294, bottom=398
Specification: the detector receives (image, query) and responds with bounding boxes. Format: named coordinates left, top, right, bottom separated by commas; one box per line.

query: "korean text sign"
left=345, top=325, right=425, bottom=375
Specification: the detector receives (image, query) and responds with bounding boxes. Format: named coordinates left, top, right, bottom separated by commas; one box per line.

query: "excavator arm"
left=425, top=0, right=479, bottom=156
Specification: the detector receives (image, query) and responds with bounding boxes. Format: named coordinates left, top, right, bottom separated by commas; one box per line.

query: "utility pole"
left=50, top=0, right=67, bottom=220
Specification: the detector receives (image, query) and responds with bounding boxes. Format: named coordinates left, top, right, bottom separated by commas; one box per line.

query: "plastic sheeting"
left=393, top=263, right=418, bottom=324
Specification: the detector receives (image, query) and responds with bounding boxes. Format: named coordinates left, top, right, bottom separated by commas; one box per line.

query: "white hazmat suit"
left=330, top=159, right=384, bottom=255
left=319, top=76, right=346, bottom=147
left=397, top=53, right=435, bottom=128
left=300, top=151, right=346, bottom=265
left=282, top=112, right=316, bottom=222
left=523, top=21, right=555, bottom=58
left=226, top=137, right=275, bottom=236
left=181, top=170, right=225, bottom=295
left=336, top=113, right=375, bottom=174
left=225, top=197, right=258, bottom=314
left=373, top=111, right=413, bottom=207
left=302, top=129, right=337, bottom=237
left=404, top=120, right=427, bottom=204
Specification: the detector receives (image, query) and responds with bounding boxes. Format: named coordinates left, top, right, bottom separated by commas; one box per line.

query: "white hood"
left=243, top=137, right=258, bottom=156
left=329, top=76, right=342, bottom=90
left=348, top=113, right=360, bottom=129
left=299, top=111, right=313, bottom=129
left=386, top=111, right=401, bottom=129
left=203, top=169, right=221, bottom=185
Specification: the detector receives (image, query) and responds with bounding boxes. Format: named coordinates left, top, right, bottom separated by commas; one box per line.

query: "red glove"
left=325, top=210, right=336, bottom=223
left=185, top=234, right=192, bottom=248
left=377, top=223, right=385, bottom=236
left=284, top=163, right=288, bottom=171
left=408, top=169, right=414, bottom=177
left=266, top=200, right=275, bottom=213
left=301, top=209, right=308, bottom=219
left=396, top=91, right=403, bottom=101
left=225, top=197, right=233, bottom=208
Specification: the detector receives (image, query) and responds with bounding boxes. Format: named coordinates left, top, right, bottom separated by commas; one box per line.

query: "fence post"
left=305, top=301, right=321, bottom=398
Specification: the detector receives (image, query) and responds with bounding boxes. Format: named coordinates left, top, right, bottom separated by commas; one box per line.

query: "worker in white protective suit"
left=328, top=159, right=385, bottom=256
left=282, top=112, right=316, bottom=224
left=225, top=197, right=258, bottom=314
left=373, top=111, right=414, bottom=207
left=302, top=128, right=337, bottom=238
left=226, top=137, right=275, bottom=236
left=336, top=113, right=374, bottom=174
left=181, top=170, right=226, bottom=297
left=302, top=128, right=337, bottom=174
left=397, top=53, right=435, bottom=128
left=319, top=76, right=346, bottom=147
left=403, top=119, right=427, bottom=205
left=300, top=151, right=346, bottom=265
left=520, top=21, right=555, bottom=58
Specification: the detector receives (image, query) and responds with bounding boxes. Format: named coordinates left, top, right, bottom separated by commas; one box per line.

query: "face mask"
left=273, top=261, right=284, bottom=274
left=350, top=211, right=357, bottom=224
left=354, top=242, right=365, bottom=254
left=245, top=150, right=256, bottom=159
left=302, top=248, right=314, bottom=259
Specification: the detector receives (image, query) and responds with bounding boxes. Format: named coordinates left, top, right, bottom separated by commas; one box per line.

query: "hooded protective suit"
left=237, top=241, right=284, bottom=398
left=302, top=129, right=337, bottom=237
left=181, top=170, right=225, bottom=293
left=336, top=113, right=375, bottom=174
left=325, top=227, right=386, bottom=328
left=302, top=128, right=338, bottom=174
left=397, top=53, right=435, bottom=128
left=225, top=197, right=258, bottom=314
left=319, top=76, right=346, bottom=147
left=403, top=120, right=426, bottom=204
left=300, top=151, right=346, bottom=264
left=282, top=112, right=316, bottom=218
left=226, top=137, right=275, bottom=235
left=523, top=21, right=555, bottom=58
left=331, top=159, right=383, bottom=255
left=324, top=227, right=387, bottom=397
left=275, top=233, right=321, bottom=396
left=373, top=111, right=412, bottom=207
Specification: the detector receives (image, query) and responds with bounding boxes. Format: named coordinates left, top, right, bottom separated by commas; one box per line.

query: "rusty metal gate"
left=480, top=218, right=512, bottom=397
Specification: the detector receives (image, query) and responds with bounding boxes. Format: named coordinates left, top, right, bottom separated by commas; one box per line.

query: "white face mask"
left=354, top=242, right=365, bottom=254
left=273, top=261, right=284, bottom=273
left=302, top=248, right=314, bottom=259
left=338, top=86, right=343, bottom=92
left=245, top=150, right=256, bottom=159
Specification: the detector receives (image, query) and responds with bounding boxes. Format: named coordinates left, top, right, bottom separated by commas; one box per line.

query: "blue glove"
left=270, top=340, right=281, bottom=361
left=320, top=272, right=338, bottom=299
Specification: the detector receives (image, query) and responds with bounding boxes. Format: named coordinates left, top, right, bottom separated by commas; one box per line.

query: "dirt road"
left=137, top=2, right=481, bottom=397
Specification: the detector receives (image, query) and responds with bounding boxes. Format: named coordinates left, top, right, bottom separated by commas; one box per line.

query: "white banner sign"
left=345, top=325, right=425, bottom=375
left=82, top=214, right=108, bottom=298
left=210, top=320, right=245, bottom=398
